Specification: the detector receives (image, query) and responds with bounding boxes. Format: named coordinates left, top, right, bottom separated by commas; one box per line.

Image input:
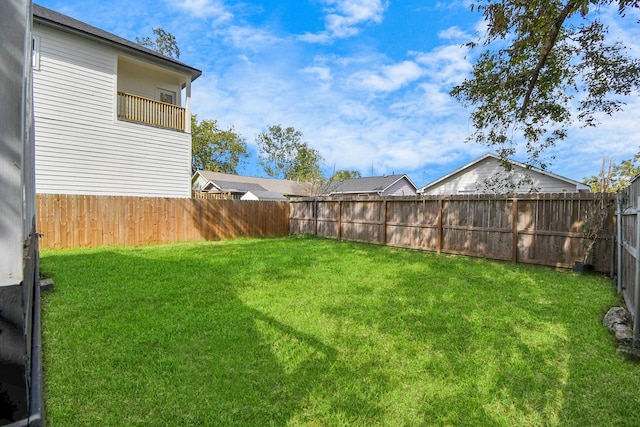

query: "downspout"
left=28, top=235, right=44, bottom=426
left=8, top=235, right=44, bottom=427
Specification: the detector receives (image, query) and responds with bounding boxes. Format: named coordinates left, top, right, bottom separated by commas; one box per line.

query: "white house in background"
left=322, top=175, right=418, bottom=197
left=192, top=171, right=308, bottom=200
left=419, top=153, right=591, bottom=195
left=32, top=4, right=202, bottom=197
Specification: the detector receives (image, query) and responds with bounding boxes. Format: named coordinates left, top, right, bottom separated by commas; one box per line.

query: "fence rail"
left=192, top=192, right=231, bottom=200
left=290, top=193, right=615, bottom=272
left=117, top=91, right=186, bottom=132
left=36, top=194, right=289, bottom=249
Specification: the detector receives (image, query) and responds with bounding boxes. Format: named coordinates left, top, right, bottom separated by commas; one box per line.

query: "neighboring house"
left=419, top=153, right=591, bottom=195
left=192, top=171, right=308, bottom=200
left=322, top=175, right=418, bottom=197
left=32, top=4, right=202, bottom=197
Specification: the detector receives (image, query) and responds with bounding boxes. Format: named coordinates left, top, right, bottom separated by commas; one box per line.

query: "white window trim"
left=32, top=36, right=40, bottom=71
left=156, top=87, right=176, bottom=105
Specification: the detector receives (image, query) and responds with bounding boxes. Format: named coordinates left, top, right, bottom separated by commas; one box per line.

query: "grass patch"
left=41, top=237, right=639, bottom=426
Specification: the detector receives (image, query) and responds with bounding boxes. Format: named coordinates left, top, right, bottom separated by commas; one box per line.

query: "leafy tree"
left=331, top=170, right=362, bottom=180
left=136, top=28, right=180, bottom=59
left=191, top=115, right=249, bottom=174
left=583, top=151, right=640, bottom=192
left=256, top=125, right=324, bottom=181
left=451, top=0, right=640, bottom=169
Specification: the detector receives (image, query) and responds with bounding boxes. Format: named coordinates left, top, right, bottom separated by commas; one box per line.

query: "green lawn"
left=40, top=236, right=639, bottom=426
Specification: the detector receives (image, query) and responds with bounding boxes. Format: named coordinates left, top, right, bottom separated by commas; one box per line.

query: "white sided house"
left=419, top=153, right=590, bottom=195
left=32, top=4, right=202, bottom=197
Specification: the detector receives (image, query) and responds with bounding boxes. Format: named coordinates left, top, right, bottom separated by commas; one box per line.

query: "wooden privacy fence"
left=36, top=194, right=290, bottom=249
left=290, top=193, right=615, bottom=272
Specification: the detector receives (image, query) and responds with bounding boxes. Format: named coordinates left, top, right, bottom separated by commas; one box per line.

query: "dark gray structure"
left=0, top=0, right=43, bottom=425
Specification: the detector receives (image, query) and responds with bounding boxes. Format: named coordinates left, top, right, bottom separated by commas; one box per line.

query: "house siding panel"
left=33, top=24, right=191, bottom=197
left=383, top=178, right=417, bottom=196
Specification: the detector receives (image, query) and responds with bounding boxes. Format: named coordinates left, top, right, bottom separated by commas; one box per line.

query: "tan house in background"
left=192, top=171, right=308, bottom=200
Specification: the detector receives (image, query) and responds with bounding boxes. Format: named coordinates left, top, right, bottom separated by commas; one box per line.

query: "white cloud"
left=301, top=0, right=388, bottom=43
left=413, top=44, right=472, bottom=86
left=352, top=61, right=424, bottom=92
left=300, top=66, right=332, bottom=82
left=216, top=25, right=285, bottom=50
left=299, top=32, right=332, bottom=44
left=169, top=0, right=233, bottom=21
left=437, top=26, right=472, bottom=41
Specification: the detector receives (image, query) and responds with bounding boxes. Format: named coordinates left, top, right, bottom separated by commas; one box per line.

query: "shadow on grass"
left=41, top=241, right=381, bottom=425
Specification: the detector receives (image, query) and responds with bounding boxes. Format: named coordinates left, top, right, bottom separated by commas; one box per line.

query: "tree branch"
left=519, top=0, right=580, bottom=118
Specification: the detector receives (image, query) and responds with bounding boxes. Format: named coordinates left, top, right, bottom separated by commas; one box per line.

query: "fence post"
left=383, top=199, right=388, bottom=245
left=338, top=200, right=342, bottom=240
left=512, top=198, right=518, bottom=264
left=617, top=193, right=622, bottom=294
left=634, top=196, right=640, bottom=347
left=437, top=198, right=443, bottom=255
left=314, top=199, right=318, bottom=237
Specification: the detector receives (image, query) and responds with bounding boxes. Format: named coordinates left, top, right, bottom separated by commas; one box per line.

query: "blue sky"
left=36, top=0, right=640, bottom=187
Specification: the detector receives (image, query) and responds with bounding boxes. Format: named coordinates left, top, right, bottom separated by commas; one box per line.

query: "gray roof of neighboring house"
left=325, top=175, right=413, bottom=194
left=194, top=171, right=308, bottom=197
left=33, top=4, right=202, bottom=81
left=418, top=153, right=590, bottom=193
left=207, top=181, right=267, bottom=193
left=242, top=190, right=288, bottom=201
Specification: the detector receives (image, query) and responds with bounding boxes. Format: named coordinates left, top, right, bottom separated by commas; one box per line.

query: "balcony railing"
left=117, top=91, right=186, bottom=132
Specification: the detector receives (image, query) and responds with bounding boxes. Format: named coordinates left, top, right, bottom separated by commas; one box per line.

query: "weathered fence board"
left=290, top=193, right=615, bottom=272
left=36, top=194, right=290, bottom=249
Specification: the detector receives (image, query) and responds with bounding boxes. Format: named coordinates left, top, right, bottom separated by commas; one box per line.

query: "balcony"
left=117, top=91, right=186, bottom=132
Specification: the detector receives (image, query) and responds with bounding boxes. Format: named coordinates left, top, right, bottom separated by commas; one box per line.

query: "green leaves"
left=583, top=152, right=640, bottom=192
left=191, top=114, right=249, bottom=174
left=256, top=125, right=324, bottom=182
left=331, top=170, right=362, bottom=180
left=135, top=28, right=180, bottom=59
left=454, top=0, right=640, bottom=168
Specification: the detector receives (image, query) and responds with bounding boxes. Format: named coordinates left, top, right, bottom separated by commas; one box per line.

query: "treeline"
left=191, top=116, right=360, bottom=182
